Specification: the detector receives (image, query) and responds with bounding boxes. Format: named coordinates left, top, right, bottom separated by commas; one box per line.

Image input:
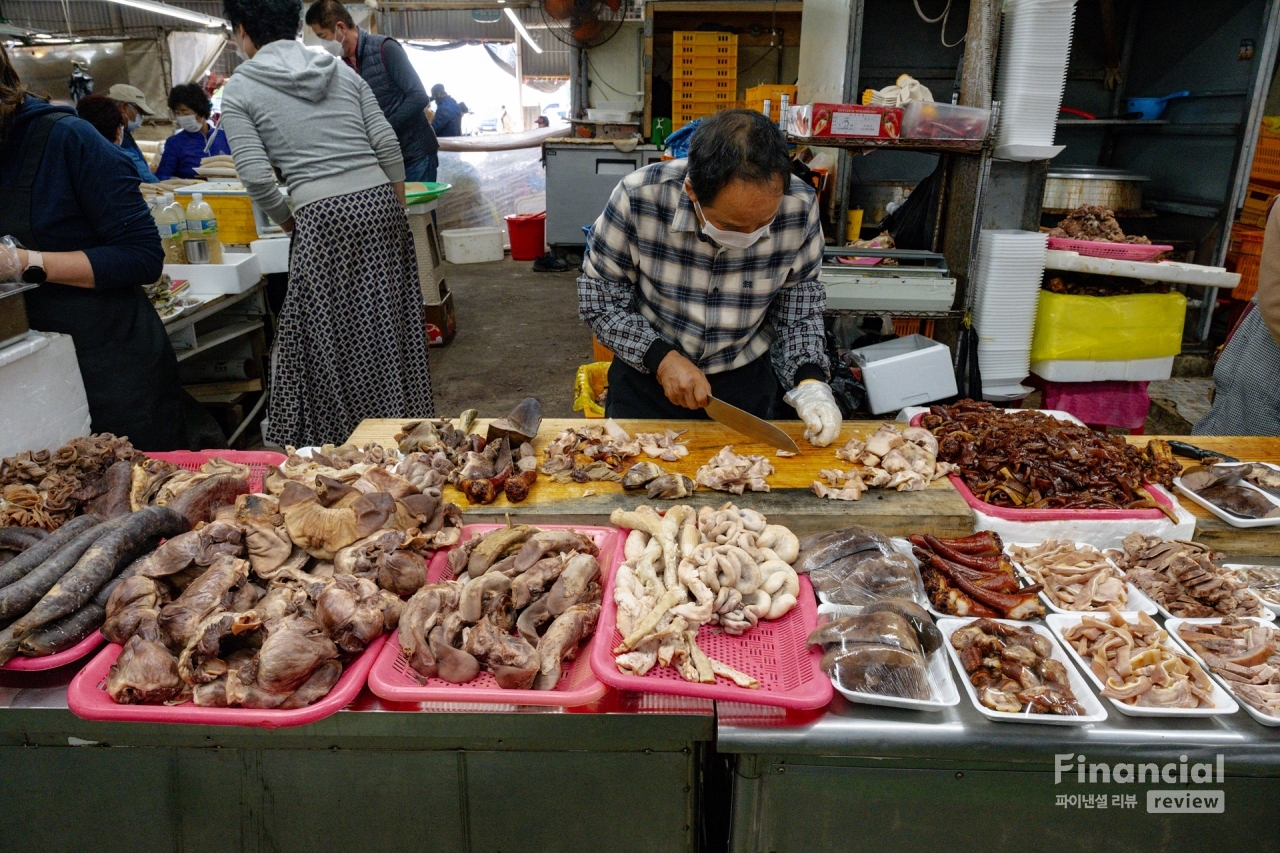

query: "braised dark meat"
left=921, top=400, right=1180, bottom=510
left=911, top=534, right=1043, bottom=620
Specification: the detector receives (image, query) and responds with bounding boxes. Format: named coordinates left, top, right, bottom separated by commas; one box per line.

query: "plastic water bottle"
left=183, top=193, right=223, bottom=264
left=778, top=94, right=790, bottom=132
left=762, top=98, right=772, bottom=121
left=156, top=192, right=187, bottom=265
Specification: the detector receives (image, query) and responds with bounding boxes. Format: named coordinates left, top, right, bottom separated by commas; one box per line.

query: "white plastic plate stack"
left=994, top=0, right=1078, bottom=161
left=971, top=229, right=1047, bottom=398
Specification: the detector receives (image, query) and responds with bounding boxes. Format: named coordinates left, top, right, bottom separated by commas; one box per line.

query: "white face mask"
left=126, top=113, right=143, bottom=132
left=175, top=114, right=202, bottom=133
left=691, top=196, right=772, bottom=250
left=321, top=39, right=344, bottom=57
left=234, top=32, right=250, bottom=61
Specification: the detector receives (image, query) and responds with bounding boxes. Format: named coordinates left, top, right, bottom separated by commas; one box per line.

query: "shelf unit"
left=787, top=135, right=988, bottom=155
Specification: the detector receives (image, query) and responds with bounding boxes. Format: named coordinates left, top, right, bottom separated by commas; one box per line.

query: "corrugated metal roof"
left=1, top=1, right=569, bottom=76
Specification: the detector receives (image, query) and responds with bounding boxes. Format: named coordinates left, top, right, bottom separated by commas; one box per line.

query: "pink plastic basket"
left=144, top=449, right=287, bottom=494
left=909, top=413, right=1174, bottom=521
left=1, top=629, right=105, bottom=671
left=67, top=634, right=386, bottom=728
left=590, top=554, right=831, bottom=710
left=366, top=524, right=619, bottom=707
left=1046, top=237, right=1173, bottom=262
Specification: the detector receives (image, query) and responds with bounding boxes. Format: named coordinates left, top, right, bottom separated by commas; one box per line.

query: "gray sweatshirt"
left=219, top=40, right=405, bottom=224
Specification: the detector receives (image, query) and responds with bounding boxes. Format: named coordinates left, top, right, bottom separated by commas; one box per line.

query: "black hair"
left=224, top=0, right=302, bottom=48
left=0, top=43, right=24, bottom=143
left=686, top=109, right=790, bottom=205
left=431, top=84, right=447, bottom=99
left=167, top=83, right=211, bottom=119
left=77, top=93, right=124, bottom=142
left=304, top=0, right=354, bottom=31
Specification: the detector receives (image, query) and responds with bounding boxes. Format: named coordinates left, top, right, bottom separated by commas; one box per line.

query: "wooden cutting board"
left=345, top=417, right=975, bottom=537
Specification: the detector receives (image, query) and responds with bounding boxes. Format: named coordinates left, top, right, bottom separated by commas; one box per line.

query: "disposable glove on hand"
left=784, top=380, right=842, bottom=447
left=0, top=237, right=21, bottom=283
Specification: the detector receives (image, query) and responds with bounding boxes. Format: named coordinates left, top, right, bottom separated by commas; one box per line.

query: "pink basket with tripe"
left=366, top=524, right=619, bottom=708
left=1046, top=237, right=1173, bottom=262
left=67, top=635, right=386, bottom=728
left=144, top=449, right=287, bottom=493
left=589, top=540, right=831, bottom=711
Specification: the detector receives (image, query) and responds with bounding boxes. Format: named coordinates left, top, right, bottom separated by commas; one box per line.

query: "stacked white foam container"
left=994, top=0, right=1078, bottom=161
left=971, top=229, right=1048, bottom=399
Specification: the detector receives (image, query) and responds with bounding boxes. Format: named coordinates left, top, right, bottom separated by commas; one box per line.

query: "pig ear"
left=352, top=492, right=396, bottom=538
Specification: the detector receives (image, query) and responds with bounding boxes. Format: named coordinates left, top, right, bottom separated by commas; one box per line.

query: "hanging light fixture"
left=101, top=0, right=227, bottom=29
left=505, top=7, right=543, bottom=54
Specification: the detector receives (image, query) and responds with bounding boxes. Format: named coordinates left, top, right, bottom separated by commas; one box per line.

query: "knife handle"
left=1168, top=440, right=1239, bottom=463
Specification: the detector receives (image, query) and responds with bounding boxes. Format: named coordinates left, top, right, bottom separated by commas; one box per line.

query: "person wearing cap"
left=106, top=83, right=152, bottom=152
left=430, top=84, right=464, bottom=137
left=77, top=93, right=159, bottom=184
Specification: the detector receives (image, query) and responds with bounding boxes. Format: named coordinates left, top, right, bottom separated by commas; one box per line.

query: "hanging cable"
left=914, top=0, right=965, bottom=48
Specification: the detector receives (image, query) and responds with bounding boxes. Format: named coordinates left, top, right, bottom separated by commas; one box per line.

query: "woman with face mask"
left=577, top=110, right=843, bottom=447
left=154, top=83, right=231, bottom=180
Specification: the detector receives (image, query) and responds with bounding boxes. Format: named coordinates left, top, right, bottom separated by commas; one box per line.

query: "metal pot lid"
left=1046, top=165, right=1151, bottom=181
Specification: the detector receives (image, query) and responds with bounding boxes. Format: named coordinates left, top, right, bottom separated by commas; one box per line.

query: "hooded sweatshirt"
left=219, top=40, right=404, bottom=224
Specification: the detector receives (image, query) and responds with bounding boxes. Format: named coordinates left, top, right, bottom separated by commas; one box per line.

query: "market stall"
left=0, top=404, right=1278, bottom=853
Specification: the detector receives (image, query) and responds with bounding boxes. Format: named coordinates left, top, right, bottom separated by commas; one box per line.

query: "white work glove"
left=0, top=237, right=21, bottom=283
left=784, top=380, right=842, bottom=447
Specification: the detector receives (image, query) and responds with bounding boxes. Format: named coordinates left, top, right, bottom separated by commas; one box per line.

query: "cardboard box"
left=850, top=334, right=957, bottom=415
left=422, top=269, right=449, bottom=306
left=424, top=291, right=456, bottom=347
left=789, top=103, right=903, bottom=139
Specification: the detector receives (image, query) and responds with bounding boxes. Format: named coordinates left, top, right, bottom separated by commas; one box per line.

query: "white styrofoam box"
left=250, top=237, right=290, bottom=275
left=166, top=251, right=262, bottom=296
left=850, top=334, right=958, bottom=415
left=1031, top=355, right=1175, bottom=383
left=0, top=332, right=91, bottom=459
left=441, top=227, right=504, bottom=264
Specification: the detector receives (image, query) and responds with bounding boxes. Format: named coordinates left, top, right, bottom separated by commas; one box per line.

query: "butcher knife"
left=705, top=396, right=800, bottom=454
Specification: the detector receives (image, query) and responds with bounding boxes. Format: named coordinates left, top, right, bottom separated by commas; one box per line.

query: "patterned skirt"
left=1193, top=308, right=1280, bottom=436
left=266, top=184, right=433, bottom=447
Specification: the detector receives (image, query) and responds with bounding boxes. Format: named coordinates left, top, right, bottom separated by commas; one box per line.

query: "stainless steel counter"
left=720, top=693, right=1280, bottom=853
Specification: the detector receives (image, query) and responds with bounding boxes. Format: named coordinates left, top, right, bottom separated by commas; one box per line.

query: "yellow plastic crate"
left=675, top=31, right=737, bottom=47
left=675, top=77, right=735, bottom=93
left=674, top=58, right=736, bottom=75
left=1241, top=181, right=1280, bottom=228
left=173, top=190, right=258, bottom=244
left=676, top=91, right=735, bottom=105
left=1251, top=132, right=1280, bottom=184
left=745, top=83, right=797, bottom=103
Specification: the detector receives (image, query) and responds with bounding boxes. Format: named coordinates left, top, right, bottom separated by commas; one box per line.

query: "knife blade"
left=705, top=396, right=800, bottom=454
left=1167, top=440, right=1239, bottom=464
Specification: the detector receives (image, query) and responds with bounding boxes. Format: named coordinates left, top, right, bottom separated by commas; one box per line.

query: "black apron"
left=605, top=352, right=778, bottom=420
left=0, top=112, right=189, bottom=451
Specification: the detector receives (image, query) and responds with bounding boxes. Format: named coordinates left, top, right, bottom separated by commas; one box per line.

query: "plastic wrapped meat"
left=807, top=611, right=934, bottom=700
left=811, top=549, right=924, bottom=606
left=796, top=525, right=895, bottom=575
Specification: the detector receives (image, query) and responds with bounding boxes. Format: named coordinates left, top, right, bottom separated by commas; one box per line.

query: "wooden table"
left=347, top=418, right=1280, bottom=555
left=348, top=418, right=975, bottom=537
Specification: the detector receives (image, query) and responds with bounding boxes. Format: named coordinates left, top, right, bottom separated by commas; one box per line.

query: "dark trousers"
left=605, top=353, right=777, bottom=420
left=404, top=153, right=439, bottom=183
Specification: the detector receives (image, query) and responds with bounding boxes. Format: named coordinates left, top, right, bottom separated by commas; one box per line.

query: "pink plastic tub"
left=909, top=412, right=1173, bottom=521
left=144, top=449, right=287, bottom=494
left=1047, top=237, right=1173, bottom=262
left=67, top=635, right=386, bottom=728
left=1, top=629, right=105, bottom=671
left=366, top=524, right=619, bottom=707
left=589, top=554, right=831, bottom=711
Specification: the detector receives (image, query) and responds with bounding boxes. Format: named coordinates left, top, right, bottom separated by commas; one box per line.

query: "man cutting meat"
left=579, top=109, right=841, bottom=446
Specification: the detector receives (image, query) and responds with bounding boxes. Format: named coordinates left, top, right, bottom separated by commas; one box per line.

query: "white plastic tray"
left=1164, top=617, right=1280, bottom=728
left=1005, top=541, right=1158, bottom=616
left=1174, top=462, right=1280, bottom=528
left=166, top=251, right=262, bottom=296
left=816, top=603, right=960, bottom=712
left=937, top=617, right=1108, bottom=725
left=1223, top=564, right=1280, bottom=618
left=1044, top=249, right=1241, bottom=288
left=1045, top=612, right=1240, bottom=717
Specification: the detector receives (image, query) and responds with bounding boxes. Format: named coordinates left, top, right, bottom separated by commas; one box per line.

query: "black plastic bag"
left=880, top=160, right=945, bottom=250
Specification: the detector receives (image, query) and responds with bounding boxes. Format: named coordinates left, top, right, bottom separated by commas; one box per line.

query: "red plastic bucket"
left=505, top=211, right=546, bottom=261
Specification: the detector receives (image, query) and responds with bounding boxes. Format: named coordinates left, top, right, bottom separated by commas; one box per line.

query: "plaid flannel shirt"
left=578, top=159, right=829, bottom=388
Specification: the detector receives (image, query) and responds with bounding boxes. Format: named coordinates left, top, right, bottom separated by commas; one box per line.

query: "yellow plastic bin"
left=1029, top=291, right=1188, bottom=362
left=574, top=362, right=611, bottom=418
